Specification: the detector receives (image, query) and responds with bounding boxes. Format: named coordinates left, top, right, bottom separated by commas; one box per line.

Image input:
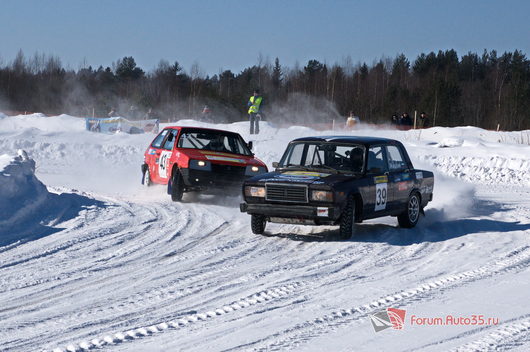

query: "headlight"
left=311, top=190, right=333, bottom=202
left=245, top=186, right=265, bottom=198
left=189, top=159, right=211, bottom=170
left=245, top=165, right=266, bottom=175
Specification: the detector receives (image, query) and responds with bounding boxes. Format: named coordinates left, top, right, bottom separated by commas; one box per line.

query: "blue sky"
left=1, top=0, right=529, bottom=75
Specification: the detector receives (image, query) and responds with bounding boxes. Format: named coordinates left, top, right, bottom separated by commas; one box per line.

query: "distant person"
left=401, top=112, right=412, bottom=128
left=201, top=105, right=212, bottom=122
left=247, top=89, right=263, bottom=134
left=144, top=108, right=155, bottom=119
left=346, top=111, right=360, bottom=129
left=391, top=114, right=399, bottom=125
left=419, top=112, right=429, bottom=128
left=108, top=107, right=119, bottom=117
left=129, top=105, right=138, bottom=119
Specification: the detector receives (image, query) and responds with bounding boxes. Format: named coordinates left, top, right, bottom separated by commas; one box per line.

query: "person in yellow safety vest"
left=247, top=89, right=263, bottom=134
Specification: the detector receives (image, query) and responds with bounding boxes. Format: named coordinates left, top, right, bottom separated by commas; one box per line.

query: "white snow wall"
left=0, top=151, right=49, bottom=230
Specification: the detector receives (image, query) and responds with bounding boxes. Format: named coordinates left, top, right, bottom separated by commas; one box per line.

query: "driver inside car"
left=207, top=137, right=228, bottom=152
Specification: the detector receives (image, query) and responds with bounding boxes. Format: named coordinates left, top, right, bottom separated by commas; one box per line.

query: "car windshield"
left=177, top=130, right=252, bottom=156
left=279, top=142, right=365, bottom=173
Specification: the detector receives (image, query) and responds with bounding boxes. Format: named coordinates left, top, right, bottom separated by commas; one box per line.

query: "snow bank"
left=0, top=113, right=85, bottom=132
left=0, top=150, right=49, bottom=230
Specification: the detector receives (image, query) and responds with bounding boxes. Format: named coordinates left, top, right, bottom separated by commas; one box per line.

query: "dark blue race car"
left=240, top=136, right=434, bottom=239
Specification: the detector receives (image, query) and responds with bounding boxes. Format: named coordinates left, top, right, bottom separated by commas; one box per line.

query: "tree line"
left=0, top=49, right=529, bottom=130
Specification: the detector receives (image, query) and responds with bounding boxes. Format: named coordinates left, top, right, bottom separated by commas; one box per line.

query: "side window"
left=386, top=145, right=407, bottom=171
left=367, top=146, right=387, bottom=173
left=162, top=130, right=177, bottom=150
left=151, top=130, right=169, bottom=148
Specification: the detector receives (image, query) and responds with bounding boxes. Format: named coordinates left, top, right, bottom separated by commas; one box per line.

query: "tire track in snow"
left=0, top=201, right=236, bottom=342
left=247, top=246, right=530, bottom=351
left=451, top=317, right=530, bottom=352
left=47, top=282, right=304, bottom=352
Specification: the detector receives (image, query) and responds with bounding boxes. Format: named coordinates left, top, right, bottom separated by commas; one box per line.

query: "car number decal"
left=375, top=183, right=387, bottom=211
left=158, top=151, right=172, bottom=179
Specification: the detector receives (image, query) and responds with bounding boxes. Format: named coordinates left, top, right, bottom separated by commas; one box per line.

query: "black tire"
left=143, top=168, right=152, bottom=187
left=339, top=195, right=356, bottom=240
left=170, top=170, right=184, bottom=202
left=251, top=214, right=266, bottom=234
left=398, top=192, right=421, bottom=228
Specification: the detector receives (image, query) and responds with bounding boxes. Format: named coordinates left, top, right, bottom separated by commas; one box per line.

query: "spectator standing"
left=391, top=114, right=399, bottom=126
left=108, top=107, right=119, bottom=117
left=144, top=108, right=155, bottom=119
left=419, top=112, right=430, bottom=128
left=346, top=111, right=360, bottom=129
left=247, top=89, right=263, bottom=134
left=401, top=112, right=413, bottom=128
left=201, top=105, right=212, bottom=122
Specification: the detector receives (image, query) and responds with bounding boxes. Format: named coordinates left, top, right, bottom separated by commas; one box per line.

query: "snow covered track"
left=1, top=115, right=529, bottom=351
left=243, top=247, right=530, bottom=351
left=452, top=317, right=530, bottom=352
left=49, top=282, right=303, bottom=352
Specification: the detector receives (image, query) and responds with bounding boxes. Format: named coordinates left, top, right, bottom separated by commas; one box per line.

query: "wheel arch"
left=409, top=188, right=422, bottom=203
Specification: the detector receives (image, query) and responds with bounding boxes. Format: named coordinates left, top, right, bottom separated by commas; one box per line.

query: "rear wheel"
left=398, top=192, right=421, bottom=228
left=251, top=214, right=267, bottom=234
left=339, top=195, right=356, bottom=240
left=170, top=170, right=184, bottom=202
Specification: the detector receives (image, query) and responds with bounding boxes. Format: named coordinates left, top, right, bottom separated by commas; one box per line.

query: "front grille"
left=211, top=164, right=246, bottom=176
left=265, top=183, right=308, bottom=203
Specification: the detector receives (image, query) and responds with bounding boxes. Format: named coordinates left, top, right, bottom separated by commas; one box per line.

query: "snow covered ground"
left=0, top=113, right=529, bottom=352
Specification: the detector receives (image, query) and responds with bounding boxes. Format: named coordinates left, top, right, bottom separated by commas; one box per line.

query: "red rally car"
left=141, top=126, right=268, bottom=201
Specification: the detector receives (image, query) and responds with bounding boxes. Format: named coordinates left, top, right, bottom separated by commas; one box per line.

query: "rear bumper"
left=240, top=202, right=340, bottom=223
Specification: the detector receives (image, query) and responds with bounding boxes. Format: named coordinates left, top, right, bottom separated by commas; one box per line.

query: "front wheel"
left=143, top=168, right=152, bottom=187
left=398, top=192, right=421, bottom=228
left=251, top=214, right=267, bottom=234
left=170, top=170, right=184, bottom=202
left=339, top=195, right=356, bottom=240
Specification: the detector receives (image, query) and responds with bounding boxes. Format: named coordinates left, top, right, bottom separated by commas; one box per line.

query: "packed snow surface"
left=0, top=114, right=529, bottom=351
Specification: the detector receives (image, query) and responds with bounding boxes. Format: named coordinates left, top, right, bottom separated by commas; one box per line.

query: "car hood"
left=179, top=149, right=264, bottom=166
left=247, top=169, right=359, bottom=186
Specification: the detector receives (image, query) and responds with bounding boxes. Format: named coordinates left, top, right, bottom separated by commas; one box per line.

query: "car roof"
left=163, top=126, right=240, bottom=135
left=290, top=135, right=397, bottom=145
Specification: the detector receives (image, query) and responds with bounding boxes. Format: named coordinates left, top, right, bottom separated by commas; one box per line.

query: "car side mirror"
left=272, top=161, right=279, bottom=168
left=247, top=141, right=253, bottom=150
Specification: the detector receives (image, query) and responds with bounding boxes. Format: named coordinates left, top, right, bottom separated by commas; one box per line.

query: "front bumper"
left=240, top=202, right=340, bottom=224
left=181, top=167, right=247, bottom=190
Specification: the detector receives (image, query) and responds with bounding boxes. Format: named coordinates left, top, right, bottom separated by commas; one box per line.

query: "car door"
left=147, top=129, right=170, bottom=182
left=385, top=144, right=411, bottom=212
left=155, top=129, right=178, bottom=183
left=365, top=145, right=392, bottom=218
